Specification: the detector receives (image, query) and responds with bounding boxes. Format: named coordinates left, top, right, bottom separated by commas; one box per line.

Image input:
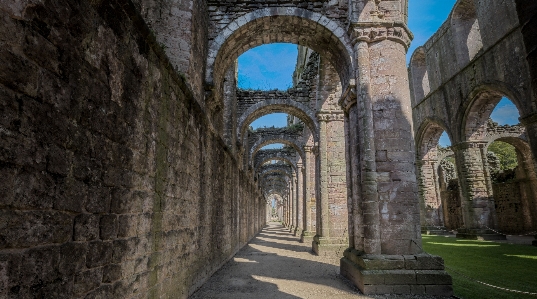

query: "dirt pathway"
left=190, top=223, right=448, bottom=299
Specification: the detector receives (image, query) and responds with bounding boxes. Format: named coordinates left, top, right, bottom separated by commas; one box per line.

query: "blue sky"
left=238, top=44, right=298, bottom=90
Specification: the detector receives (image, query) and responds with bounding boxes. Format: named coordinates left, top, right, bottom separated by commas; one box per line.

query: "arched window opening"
left=464, top=93, right=521, bottom=142
left=487, top=139, right=537, bottom=234
left=410, top=48, right=430, bottom=104
left=417, top=123, right=461, bottom=233
left=437, top=155, right=463, bottom=231
left=451, top=0, right=483, bottom=66
left=250, top=113, right=289, bottom=130
left=261, top=143, right=285, bottom=150
left=490, top=97, right=521, bottom=126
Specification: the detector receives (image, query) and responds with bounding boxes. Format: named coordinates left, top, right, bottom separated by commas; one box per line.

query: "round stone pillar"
left=301, top=146, right=315, bottom=243
left=339, top=21, right=452, bottom=296
left=312, top=112, right=348, bottom=256
left=451, top=142, right=505, bottom=240
left=295, top=162, right=304, bottom=236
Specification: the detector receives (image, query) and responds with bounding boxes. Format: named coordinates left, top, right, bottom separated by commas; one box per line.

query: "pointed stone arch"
left=238, top=99, right=319, bottom=144
left=206, top=8, right=354, bottom=92
left=450, top=0, right=483, bottom=66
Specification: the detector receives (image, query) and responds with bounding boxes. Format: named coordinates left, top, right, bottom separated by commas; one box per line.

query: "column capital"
left=451, top=141, right=489, bottom=151
left=316, top=111, right=345, bottom=122
left=339, top=82, right=357, bottom=113
left=311, top=145, right=319, bottom=156
left=349, top=22, right=412, bottom=50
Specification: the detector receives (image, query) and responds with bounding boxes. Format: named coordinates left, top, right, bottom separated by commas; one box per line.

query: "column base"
left=312, top=235, right=347, bottom=256
left=294, top=227, right=302, bottom=236
left=300, top=231, right=314, bottom=243
left=289, top=225, right=295, bottom=233
left=340, top=248, right=453, bottom=296
left=421, top=226, right=453, bottom=235
left=456, top=228, right=506, bottom=241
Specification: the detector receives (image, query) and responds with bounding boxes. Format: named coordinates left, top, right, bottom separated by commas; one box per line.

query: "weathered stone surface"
left=3, top=0, right=536, bottom=297
left=0, top=1, right=265, bottom=298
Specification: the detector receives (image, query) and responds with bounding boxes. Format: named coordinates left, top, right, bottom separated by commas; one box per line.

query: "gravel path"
left=190, top=223, right=451, bottom=299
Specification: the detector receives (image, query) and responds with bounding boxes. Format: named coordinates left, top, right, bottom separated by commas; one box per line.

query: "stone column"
left=339, top=23, right=452, bottom=296
left=287, top=181, right=292, bottom=228
left=312, top=113, right=348, bottom=256
left=452, top=142, right=505, bottom=240
left=282, top=186, right=289, bottom=227
left=417, top=159, right=449, bottom=234
left=290, top=172, right=296, bottom=232
left=301, top=146, right=315, bottom=242
left=295, top=162, right=304, bottom=236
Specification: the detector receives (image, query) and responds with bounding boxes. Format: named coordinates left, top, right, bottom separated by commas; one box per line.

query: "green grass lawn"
left=422, top=235, right=537, bottom=299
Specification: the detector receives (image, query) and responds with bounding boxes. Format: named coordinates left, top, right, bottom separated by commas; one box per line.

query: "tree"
left=487, top=141, right=518, bottom=170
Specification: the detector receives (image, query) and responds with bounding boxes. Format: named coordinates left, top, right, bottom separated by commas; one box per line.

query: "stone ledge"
left=340, top=249, right=453, bottom=296
left=343, top=249, right=445, bottom=271
left=456, top=229, right=506, bottom=240
left=300, top=231, right=314, bottom=243
left=312, top=236, right=348, bottom=256
left=421, top=226, right=453, bottom=236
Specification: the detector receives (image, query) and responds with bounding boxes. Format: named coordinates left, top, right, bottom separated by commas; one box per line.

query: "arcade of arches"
left=1, top=0, right=536, bottom=298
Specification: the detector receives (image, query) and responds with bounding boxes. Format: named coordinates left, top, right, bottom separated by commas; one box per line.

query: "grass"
left=422, top=235, right=537, bottom=299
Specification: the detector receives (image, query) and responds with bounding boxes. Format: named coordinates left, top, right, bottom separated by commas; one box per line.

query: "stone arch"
left=206, top=8, right=354, bottom=92
left=238, top=99, right=319, bottom=144
left=260, top=176, right=290, bottom=193
left=415, top=119, right=453, bottom=228
left=460, top=84, right=524, bottom=142
left=416, top=118, right=451, bottom=160
left=409, top=47, right=430, bottom=105
left=260, top=169, right=292, bottom=180
left=250, top=137, right=305, bottom=163
left=486, top=137, right=537, bottom=232
left=255, top=157, right=296, bottom=173
left=450, top=0, right=483, bottom=66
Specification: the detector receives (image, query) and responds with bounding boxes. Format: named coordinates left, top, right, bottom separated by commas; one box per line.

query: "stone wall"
left=410, top=0, right=537, bottom=234
left=0, top=1, right=264, bottom=298
left=207, top=1, right=349, bottom=42
left=493, top=182, right=524, bottom=233
left=410, top=0, right=533, bottom=142
left=132, top=0, right=208, bottom=101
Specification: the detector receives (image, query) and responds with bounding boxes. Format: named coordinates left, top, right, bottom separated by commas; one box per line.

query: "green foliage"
left=488, top=141, right=518, bottom=170
left=423, top=235, right=537, bottom=299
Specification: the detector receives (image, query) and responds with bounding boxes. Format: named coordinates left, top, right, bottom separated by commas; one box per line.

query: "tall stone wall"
left=0, top=1, right=264, bottom=298
left=410, top=0, right=537, bottom=235
left=410, top=0, right=532, bottom=141
left=133, top=0, right=208, bottom=101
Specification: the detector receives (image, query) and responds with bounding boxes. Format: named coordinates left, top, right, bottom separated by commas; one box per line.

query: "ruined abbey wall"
left=410, top=0, right=537, bottom=235
left=0, top=1, right=264, bottom=298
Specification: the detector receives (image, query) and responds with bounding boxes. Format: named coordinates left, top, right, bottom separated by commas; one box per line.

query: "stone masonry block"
left=102, top=264, right=122, bottom=283
left=74, top=268, right=103, bottom=296
left=100, top=214, right=118, bottom=240
left=74, top=214, right=99, bottom=241
left=416, top=270, right=452, bottom=285
left=425, top=284, right=453, bottom=296
left=87, top=241, right=113, bottom=268
left=0, top=210, right=72, bottom=249
left=59, top=242, right=87, bottom=276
